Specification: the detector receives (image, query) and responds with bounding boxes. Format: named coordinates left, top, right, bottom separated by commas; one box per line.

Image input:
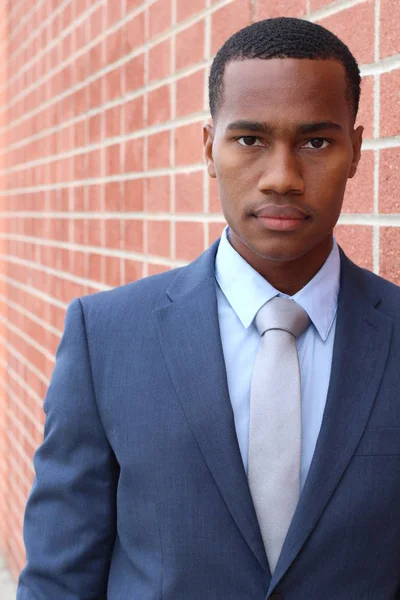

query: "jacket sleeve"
left=17, top=298, right=119, bottom=600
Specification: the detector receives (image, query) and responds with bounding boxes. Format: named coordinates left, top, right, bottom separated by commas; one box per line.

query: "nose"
left=258, top=146, right=304, bottom=196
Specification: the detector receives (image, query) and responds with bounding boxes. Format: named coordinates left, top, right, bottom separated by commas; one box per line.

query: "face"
left=204, top=58, right=363, bottom=267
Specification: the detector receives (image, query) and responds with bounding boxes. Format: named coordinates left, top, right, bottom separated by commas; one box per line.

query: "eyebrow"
left=225, top=120, right=343, bottom=134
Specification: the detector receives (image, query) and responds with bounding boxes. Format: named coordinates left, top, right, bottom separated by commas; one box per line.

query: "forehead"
left=218, top=58, right=351, bottom=129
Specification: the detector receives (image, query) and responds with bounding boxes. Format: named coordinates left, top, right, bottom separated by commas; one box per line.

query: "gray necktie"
left=248, top=296, right=310, bottom=573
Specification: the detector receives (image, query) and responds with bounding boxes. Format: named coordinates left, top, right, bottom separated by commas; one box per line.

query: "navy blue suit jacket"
left=17, top=240, right=400, bottom=599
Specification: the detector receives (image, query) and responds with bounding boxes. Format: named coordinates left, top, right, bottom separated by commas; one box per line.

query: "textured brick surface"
left=379, top=148, right=400, bottom=213
left=256, top=0, right=307, bottom=18
left=334, top=225, right=373, bottom=270
left=176, top=69, right=206, bottom=117
left=342, top=150, right=374, bottom=214
left=177, top=0, right=206, bottom=22
left=380, top=0, right=400, bottom=58
left=0, top=0, right=399, bottom=584
left=176, top=20, right=206, bottom=72
left=317, top=0, right=375, bottom=65
left=211, top=0, right=252, bottom=55
left=357, top=76, right=374, bottom=140
left=175, top=172, right=204, bottom=213
left=380, top=71, right=400, bottom=138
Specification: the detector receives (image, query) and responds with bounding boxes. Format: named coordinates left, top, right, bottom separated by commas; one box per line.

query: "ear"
left=203, top=122, right=217, bottom=178
left=348, top=125, right=364, bottom=179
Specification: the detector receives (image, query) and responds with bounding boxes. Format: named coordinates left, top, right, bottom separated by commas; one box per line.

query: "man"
left=17, top=17, right=400, bottom=600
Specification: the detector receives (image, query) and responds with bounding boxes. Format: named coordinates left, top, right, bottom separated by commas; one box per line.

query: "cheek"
left=214, top=155, right=254, bottom=210
left=304, top=153, right=352, bottom=207
left=214, top=151, right=259, bottom=197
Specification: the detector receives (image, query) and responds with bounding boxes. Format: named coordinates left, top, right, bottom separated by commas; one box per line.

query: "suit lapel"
left=268, top=251, right=394, bottom=594
left=153, top=241, right=269, bottom=575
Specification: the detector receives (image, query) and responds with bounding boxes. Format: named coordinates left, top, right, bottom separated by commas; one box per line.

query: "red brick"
left=90, top=5, right=104, bottom=39
left=149, top=0, right=172, bottom=39
left=175, top=123, right=204, bottom=166
left=148, top=85, right=171, bottom=126
left=105, top=256, right=123, bottom=288
left=176, top=69, right=205, bottom=117
left=73, top=250, right=89, bottom=278
left=88, top=253, right=102, bottom=280
left=106, top=30, right=122, bottom=65
left=148, top=131, right=171, bottom=169
left=125, top=53, right=145, bottom=93
left=125, top=96, right=144, bottom=134
left=105, top=181, right=124, bottom=211
left=357, top=76, right=374, bottom=139
left=124, top=259, right=144, bottom=282
left=73, top=187, right=86, bottom=212
left=90, top=41, right=104, bottom=73
left=380, top=70, right=400, bottom=138
left=176, top=20, right=205, bottom=72
left=89, top=78, right=103, bottom=110
left=89, top=114, right=102, bottom=144
left=124, top=137, right=144, bottom=173
left=121, top=13, right=146, bottom=55
left=211, top=0, right=252, bottom=55
left=74, top=221, right=86, bottom=245
left=104, top=67, right=122, bottom=102
left=175, top=172, right=204, bottom=212
left=380, top=227, right=400, bottom=285
left=148, top=263, right=170, bottom=275
left=106, top=0, right=123, bottom=27
left=342, top=150, right=374, bottom=214
left=89, top=185, right=103, bottom=211
left=379, top=148, right=400, bottom=213
left=177, top=0, right=206, bottom=22
left=124, top=179, right=145, bottom=212
left=76, top=0, right=88, bottom=17
left=105, top=219, right=123, bottom=249
left=381, top=0, right=400, bottom=57
left=75, top=21, right=88, bottom=51
left=309, top=0, right=335, bottom=9
left=149, top=39, right=171, bottom=82
left=208, top=221, right=225, bottom=244
left=176, top=221, right=204, bottom=261
left=124, top=219, right=144, bottom=252
left=148, top=220, right=171, bottom=256
left=88, top=149, right=102, bottom=178
left=334, top=225, right=373, bottom=270
left=126, top=0, right=143, bottom=12
left=76, top=53, right=91, bottom=82
left=317, top=0, right=375, bottom=65
left=146, top=175, right=171, bottom=212
left=105, top=105, right=122, bottom=138
left=256, top=0, right=306, bottom=18
left=105, top=143, right=122, bottom=176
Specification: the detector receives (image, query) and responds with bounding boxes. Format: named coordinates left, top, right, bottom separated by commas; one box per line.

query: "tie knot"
left=255, top=297, right=310, bottom=338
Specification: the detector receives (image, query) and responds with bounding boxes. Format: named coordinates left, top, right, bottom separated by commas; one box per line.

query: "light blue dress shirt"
left=215, top=226, right=340, bottom=490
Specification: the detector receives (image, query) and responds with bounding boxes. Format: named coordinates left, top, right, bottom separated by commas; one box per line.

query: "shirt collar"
left=215, top=226, right=340, bottom=341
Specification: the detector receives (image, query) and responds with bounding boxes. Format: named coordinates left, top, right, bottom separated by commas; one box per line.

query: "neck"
left=229, top=233, right=333, bottom=296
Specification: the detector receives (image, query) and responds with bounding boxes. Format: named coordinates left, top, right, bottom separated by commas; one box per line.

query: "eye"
left=303, top=138, right=330, bottom=149
left=237, top=136, right=264, bottom=147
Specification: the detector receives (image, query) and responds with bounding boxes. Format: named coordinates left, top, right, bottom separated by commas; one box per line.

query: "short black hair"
left=209, top=17, right=361, bottom=122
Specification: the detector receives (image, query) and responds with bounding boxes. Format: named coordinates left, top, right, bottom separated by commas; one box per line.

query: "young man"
left=18, top=17, right=400, bottom=600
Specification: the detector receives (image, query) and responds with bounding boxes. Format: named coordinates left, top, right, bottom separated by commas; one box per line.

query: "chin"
left=242, top=236, right=309, bottom=263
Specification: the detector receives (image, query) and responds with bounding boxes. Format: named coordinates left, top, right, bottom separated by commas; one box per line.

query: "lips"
left=254, top=204, right=308, bottom=220
left=253, top=204, right=309, bottom=232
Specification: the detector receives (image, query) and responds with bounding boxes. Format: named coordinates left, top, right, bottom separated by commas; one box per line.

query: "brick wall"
left=0, top=0, right=399, bottom=581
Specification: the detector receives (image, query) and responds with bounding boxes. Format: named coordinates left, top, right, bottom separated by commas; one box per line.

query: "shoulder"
left=78, top=266, right=183, bottom=324
left=354, top=263, right=400, bottom=317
